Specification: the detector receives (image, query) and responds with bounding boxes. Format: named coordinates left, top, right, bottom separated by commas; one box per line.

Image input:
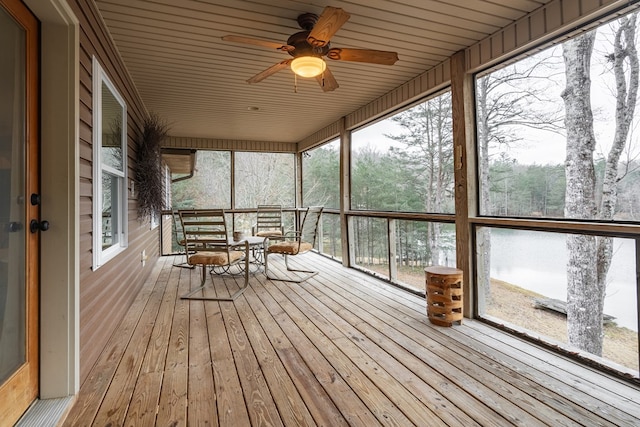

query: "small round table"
left=237, top=236, right=268, bottom=269
left=211, top=236, right=267, bottom=275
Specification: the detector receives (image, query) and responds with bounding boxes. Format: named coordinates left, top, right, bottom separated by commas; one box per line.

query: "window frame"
left=233, top=151, right=296, bottom=209
left=349, top=89, right=455, bottom=214
left=302, top=137, right=341, bottom=209
left=468, top=9, right=640, bottom=376
left=92, top=56, right=128, bottom=270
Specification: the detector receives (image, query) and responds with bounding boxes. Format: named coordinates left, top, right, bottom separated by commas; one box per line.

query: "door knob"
left=6, top=222, right=23, bottom=232
left=30, top=219, right=50, bottom=233
left=30, top=193, right=41, bottom=206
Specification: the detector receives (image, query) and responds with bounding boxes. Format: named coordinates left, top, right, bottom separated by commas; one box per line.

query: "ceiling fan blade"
left=247, top=59, right=292, bottom=84
left=307, top=6, right=350, bottom=47
left=222, top=35, right=294, bottom=52
left=327, top=48, right=399, bottom=65
left=315, top=65, right=339, bottom=92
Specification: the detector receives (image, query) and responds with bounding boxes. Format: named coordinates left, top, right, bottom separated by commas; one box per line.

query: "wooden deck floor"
left=62, top=253, right=640, bottom=426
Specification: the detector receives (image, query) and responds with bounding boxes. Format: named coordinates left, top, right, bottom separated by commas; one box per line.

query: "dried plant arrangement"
left=136, top=113, right=169, bottom=219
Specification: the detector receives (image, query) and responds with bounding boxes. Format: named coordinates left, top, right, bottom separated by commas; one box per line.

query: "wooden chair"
left=264, top=206, right=323, bottom=283
left=252, top=204, right=284, bottom=241
left=179, top=209, right=249, bottom=301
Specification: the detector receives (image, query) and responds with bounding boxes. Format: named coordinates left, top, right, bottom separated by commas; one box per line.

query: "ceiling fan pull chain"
left=294, top=73, right=298, bottom=93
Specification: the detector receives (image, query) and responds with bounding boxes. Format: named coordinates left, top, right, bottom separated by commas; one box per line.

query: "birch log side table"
left=425, top=266, right=463, bottom=326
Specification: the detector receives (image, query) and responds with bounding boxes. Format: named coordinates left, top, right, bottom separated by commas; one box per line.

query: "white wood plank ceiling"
left=95, top=0, right=552, bottom=143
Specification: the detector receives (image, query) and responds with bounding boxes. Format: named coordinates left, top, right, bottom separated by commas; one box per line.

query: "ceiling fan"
left=222, top=6, right=399, bottom=92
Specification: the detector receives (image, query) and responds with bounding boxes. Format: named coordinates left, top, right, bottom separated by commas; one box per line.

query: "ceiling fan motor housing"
left=287, top=31, right=330, bottom=57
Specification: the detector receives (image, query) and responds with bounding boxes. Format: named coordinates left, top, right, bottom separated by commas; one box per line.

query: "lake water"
left=489, top=228, right=638, bottom=331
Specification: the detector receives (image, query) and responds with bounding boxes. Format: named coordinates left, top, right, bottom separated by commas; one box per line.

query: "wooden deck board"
left=242, top=279, right=347, bottom=426
left=454, top=321, right=640, bottom=424
left=91, top=255, right=172, bottom=426
left=62, top=254, right=640, bottom=426
left=295, top=261, right=553, bottom=426
left=204, top=281, right=250, bottom=425
left=267, top=274, right=451, bottom=427
left=288, top=270, right=499, bottom=426
left=311, top=257, right=636, bottom=424
left=188, top=297, right=218, bottom=425
left=264, top=275, right=419, bottom=426
left=124, top=257, right=184, bottom=426
left=63, top=256, right=170, bottom=426
left=254, top=272, right=383, bottom=426
left=218, top=277, right=284, bottom=427
left=156, top=264, right=190, bottom=425
left=305, top=260, right=595, bottom=426
left=231, top=285, right=318, bottom=426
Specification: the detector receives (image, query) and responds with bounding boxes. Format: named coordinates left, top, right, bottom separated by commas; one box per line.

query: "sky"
left=348, top=19, right=640, bottom=167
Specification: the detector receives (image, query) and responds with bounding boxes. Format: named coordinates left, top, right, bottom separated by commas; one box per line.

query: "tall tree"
left=561, top=15, right=638, bottom=355
left=302, top=145, right=340, bottom=208
left=596, top=16, right=639, bottom=297
left=234, top=152, right=295, bottom=208
left=172, top=151, right=231, bottom=208
left=387, top=94, right=454, bottom=212
left=386, top=93, right=454, bottom=265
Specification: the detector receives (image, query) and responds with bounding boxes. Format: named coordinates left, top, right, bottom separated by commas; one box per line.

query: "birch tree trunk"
left=561, top=15, right=638, bottom=356
left=596, top=15, right=638, bottom=303
left=561, top=31, right=602, bottom=355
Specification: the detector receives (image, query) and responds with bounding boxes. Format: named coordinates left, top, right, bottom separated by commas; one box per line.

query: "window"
left=394, top=220, right=455, bottom=291
left=302, top=139, right=341, bottom=260
left=474, top=11, right=640, bottom=374
left=476, top=21, right=640, bottom=221
left=477, top=227, right=638, bottom=372
left=318, top=212, right=342, bottom=261
left=92, top=57, right=128, bottom=269
left=351, top=91, right=454, bottom=213
left=164, top=163, right=171, bottom=206
left=234, top=151, right=295, bottom=233
left=172, top=150, right=231, bottom=209
left=234, top=151, right=295, bottom=208
left=302, top=138, right=340, bottom=209
left=352, top=217, right=389, bottom=278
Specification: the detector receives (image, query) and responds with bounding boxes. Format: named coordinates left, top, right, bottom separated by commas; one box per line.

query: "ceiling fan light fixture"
left=290, top=56, right=326, bottom=77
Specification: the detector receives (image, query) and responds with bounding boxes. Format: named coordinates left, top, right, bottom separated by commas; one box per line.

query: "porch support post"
left=295, top=150, right=304, bottom=235
left=451, top=50, right=477, bottom=319
left=388, top=218, right=397, bottom=281
left=339, top=117, right=351, bottom=267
